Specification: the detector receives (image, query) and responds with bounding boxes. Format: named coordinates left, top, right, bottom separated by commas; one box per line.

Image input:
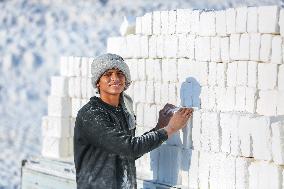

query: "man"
left=74, top=53, right=193, bottom=189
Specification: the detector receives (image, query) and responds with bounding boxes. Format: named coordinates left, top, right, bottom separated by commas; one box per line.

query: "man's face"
left=97, top=68, right=126, bottom=96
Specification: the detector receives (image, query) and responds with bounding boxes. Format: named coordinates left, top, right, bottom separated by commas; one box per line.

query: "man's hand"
left=155, top=103, right=176, bottom=130
left=164, top=107, right=193, bottom=138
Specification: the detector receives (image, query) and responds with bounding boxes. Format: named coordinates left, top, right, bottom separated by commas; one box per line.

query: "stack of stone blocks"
left=40, top=5, right=284, bottom=189
left=41, top=56, right=96, bottom=159
left=107, top=5, right=284, bottom=189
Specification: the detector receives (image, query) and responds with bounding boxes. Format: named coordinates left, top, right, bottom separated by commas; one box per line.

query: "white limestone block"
left=143, top=103, right=156, bottom=128
left=251, top=116, right=273, bottom=161
left=182, top=120, right=193, bottom=149
left=271, top=121, right=284, bottom=165
left=208, top=62, right=217, bottom=86
left=138, top=148, right=159, bottom=181
left=51, top=76, right=68, bottom=97
left=209, top=112, right=221, bottom=152
left=247, top=61, right=258, bottom=88
left=42, top=116, right=70, bottom=138
left=176, top=9, right=191, bottom=33
left=145, top=59, right=155, bottom=81
left=74, top=77, right=81, bottom=98
left=239, top=34, right=250, bottom=60
left=168, top=83, right=177, bottom=105
left=258, top=6, right=280, bottom=34
left=158, top=145, right=182, bottom=185
left=211, top=37, right=221, bottom=62
left=48, top=96, right=71, bottom=117
left=257, top=90, right=278, bottom=116
left=219, top=154, right=236, bottom=189
left=125, top=59, right=138, bottom=81
left=249, top=33, right=261, bottom=61
left=81, top=99, right=88, bottom=108
left=215, top=10, right=227, bottom=36
left=160, top=82, right=169, bottom=104
left=278, top=65, right=284, bottom=90
left=146, top=81, right=154, bottom=104
left=192, top=110, right=202, bottom=150
left=41, top=116, right=49, bottom=137
left=138, top=81, right=146, bottom=103
left=168, top=10, right=176, bottom=34
left=230, top=34, right=240, bottom=60
left=215, top=87, right=227, bottom=111
left=42, top=137, right=70, bottom=158
left=142, top=12, right=152, bottom=35
left=258, top=63, right=278, bottom=90
left=220, top=37, right=230, bottom=62
left=140, top=35, right=149, bottom=58
left=153, top=59, right=162, bottom=81
left=201, top=112, right=212, bottom=151
left=160, top=11, right=169, bottom=34
left=277, top=91, right=284, bottom=115
left=237, top=61, right=248, bottom=86
left=67, top=56, right=75, bottom=77
left=227, top=62, right=238, bottom=87
left=162, top=59, right=177, bottom=82
left=156, top=35, right=164, bottom=58
left=126, top=35, right=140, bottom=58
left=226, top=8, right=236, bottom=34
left=271, top=35, right=283, bottom=64
left=60, top=56, right=68, bottom=76
left=235, top=157, right=253, bottom=189
left=86, top=78, right=96, bottom=98
left=136, top=103, right=144, bottom=126
left=195, top=36, right=211, bottom=61
left=239, top=115, right=253, bottom=157
left=195, top=61, right=209, bottom=86
left=137, top=59, right=146, bottom=81
left=73, top=56, right=81, bottom=76
left=249, top=161, right=283, bottom=189
left=187, top=34, right=195, bottom=60
left=279, top=9, right=284, bottom=36
left=223, top=87, right=236, bottom=112
left=199, top=11, right=216, bottom=36
left=177, top=58, right=190, bottom=82
left=198, top=151, right=210, bottom=189
left=71, top=98, right=81, bottom=118
left=148, top=35, right=157, bottom=58
left=247, top=7, right=258, bottom=33
left=245, top=88, right=257, bottom=114
left=230, top=113, right=241, bottom=156
left=236, top=7, right=248, bottom=33
left=200, top=86, right=209, bottom=110
left=107, top=37, right=127, bottom=58
left=209, top=153, right=222, bottom=189
left=70, top=117, right=75, bottom=137
left=220, top=113, right=232, bottom=153
left=80, top=57, right=89, bottom=77
left=178, top=34, right=195, bottom=58
left=68, top=137, right=73, bottom=155
left=235, top=87, right=246, bottom=112
left=125, top=82, right=134, bottom=99
left=188, top=150, right=199, bottom=189
left=260, top=34, right=272, bottom=62
left=216, top=63, right=227, bottom=87
left=152, top=11, right=161, bottom=35
left=154, top=82, right=161, bottom=104
left=190, top=10, right=200, bottom=34
left=135, top=16, right=142, bottom=34
left=164, top=35, right=178, bottom=58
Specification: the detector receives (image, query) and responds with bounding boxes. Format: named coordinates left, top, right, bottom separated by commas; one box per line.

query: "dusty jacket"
left=74, top=94, right=168, bottom=189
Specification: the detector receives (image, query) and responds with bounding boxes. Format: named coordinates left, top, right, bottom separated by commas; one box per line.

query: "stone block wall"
left=41, top=5, right=284, bottom=189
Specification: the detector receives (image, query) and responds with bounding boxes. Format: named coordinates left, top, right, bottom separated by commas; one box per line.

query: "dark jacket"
left=74, top=94, right=168, bottom=189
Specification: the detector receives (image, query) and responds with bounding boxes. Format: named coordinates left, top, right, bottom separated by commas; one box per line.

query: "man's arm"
left=78, top=109, right=168, bottom=159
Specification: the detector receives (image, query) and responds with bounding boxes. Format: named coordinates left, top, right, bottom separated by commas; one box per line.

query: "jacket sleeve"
left=78, top=109, right=168, bottom=159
